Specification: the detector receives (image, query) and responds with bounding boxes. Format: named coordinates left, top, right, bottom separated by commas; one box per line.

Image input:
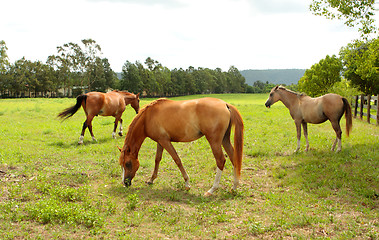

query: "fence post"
left=360, top=94, right=364, bottom=120
left=354, top=95, right=358, bottom=118
left=367, top=95, right=371, bottom=124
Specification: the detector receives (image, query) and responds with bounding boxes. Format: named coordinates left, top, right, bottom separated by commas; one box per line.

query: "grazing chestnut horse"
left=58, top=90, right=140, bottom=144
left=265, top=86, right=352, bottom=152
left=118, top=98, right=244, bottom=196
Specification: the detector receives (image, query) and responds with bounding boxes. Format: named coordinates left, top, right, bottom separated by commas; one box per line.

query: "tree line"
left=0, top=39, right=247, bottom=98
left=298, top=37, right=378, bottom=97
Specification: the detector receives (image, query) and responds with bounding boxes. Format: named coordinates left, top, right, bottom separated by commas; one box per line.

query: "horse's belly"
left=304, top=114, right=328, bottom=124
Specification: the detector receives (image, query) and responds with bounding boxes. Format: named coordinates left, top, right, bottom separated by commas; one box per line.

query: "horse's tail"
left=342, top=97, right=352, bottom=137
left=58, top=94, right=87, bottom=120
left=227, top=104, right=244, bottom=180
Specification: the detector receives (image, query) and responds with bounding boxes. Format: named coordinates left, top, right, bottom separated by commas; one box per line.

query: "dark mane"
left=278, top=86, right=306, bottom=97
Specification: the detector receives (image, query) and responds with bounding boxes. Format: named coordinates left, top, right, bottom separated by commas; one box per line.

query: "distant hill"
left=240, top=69, right=305, bottom=86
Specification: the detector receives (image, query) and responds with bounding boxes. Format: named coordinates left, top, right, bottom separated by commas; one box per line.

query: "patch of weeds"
left=122, top=211, right=143, bottom=227
left=42, top=129, right=53, bottom=135
left=26, top=198, right=104, bottom=228
left=126, top=193, right=140, bottom=210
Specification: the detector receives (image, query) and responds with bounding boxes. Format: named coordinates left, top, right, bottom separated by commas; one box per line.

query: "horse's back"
left=145, top=98, right=230, bottom=142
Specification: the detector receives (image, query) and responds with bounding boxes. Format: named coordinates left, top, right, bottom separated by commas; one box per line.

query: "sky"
left=1, top=0, right=374, bottom=72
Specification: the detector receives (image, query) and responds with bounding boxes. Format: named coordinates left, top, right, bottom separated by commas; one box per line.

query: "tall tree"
left=340, top=37, right=379, bottom=94
left=310, top=0, right=377, bottom=37
left=0, top=41, right=10, bottom=96
left=298, top=55, right=343, bottom=96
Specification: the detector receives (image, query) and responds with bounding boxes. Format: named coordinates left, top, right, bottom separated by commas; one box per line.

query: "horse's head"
left=130, top=93, right=140, bottom=114
left=265, top=85, right=280, bottom=108
left=118, top=146, right=140, bottom=187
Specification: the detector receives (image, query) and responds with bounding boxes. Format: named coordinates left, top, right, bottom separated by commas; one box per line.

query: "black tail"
left=58, top=95, right=87, bottom=120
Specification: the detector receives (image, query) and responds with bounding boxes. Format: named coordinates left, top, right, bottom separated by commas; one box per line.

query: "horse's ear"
left=117, top=146, right=122, bottom=152
left=274, top=85, right=279, bottom=91
left=136, top=93, right=140, bottom=98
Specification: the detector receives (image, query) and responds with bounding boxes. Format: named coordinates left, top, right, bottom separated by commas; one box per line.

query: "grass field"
left=0, top=94, right=378, bottom=239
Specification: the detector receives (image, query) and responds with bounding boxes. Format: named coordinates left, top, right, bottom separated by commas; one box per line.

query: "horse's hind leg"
left=147, top=143, right=163, bottom=185
left=222, top=132, right=239, bottom=191
left=79, top=121, right=87, bottom=144
left=86, top=115, right=96, bottom=142
left=331, top=120, right=342, bottom=152
left=205, top=140, right=227, bottom=196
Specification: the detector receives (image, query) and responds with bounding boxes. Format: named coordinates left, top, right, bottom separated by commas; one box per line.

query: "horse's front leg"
left=118, top=119, right=123, bottom=136
left=112, top=118, right=119, bottom=139
left=302, top=122, right=309, bottom=151
left=294, top=121, right=302, bottom=152
left=159, top=140, right=190, bottom=190
left=147, top=143, right=163, bottom=185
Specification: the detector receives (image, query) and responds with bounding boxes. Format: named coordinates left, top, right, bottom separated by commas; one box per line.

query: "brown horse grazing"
left=118, top=98, right=244, bottom=196
left=58, top=90, right=140, bottom=144
left=265, top=86, right=352, bottom=152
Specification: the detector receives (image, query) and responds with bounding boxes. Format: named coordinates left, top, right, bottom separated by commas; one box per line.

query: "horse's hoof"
left=204, top=191, right=213, bottom=197
left=146, top=181, right=153, bottom=185
left=118, top=132, right=123, bottom=137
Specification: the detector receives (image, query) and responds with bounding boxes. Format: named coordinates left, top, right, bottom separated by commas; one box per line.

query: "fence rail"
left=352, top=94, right=379, bottom=125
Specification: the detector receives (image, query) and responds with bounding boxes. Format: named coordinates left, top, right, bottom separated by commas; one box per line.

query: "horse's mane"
left=277, top=86, right=306, bottom=97
left=122, top=98, right=168, bottom=151
left=113, top=90, right=133, bottom=95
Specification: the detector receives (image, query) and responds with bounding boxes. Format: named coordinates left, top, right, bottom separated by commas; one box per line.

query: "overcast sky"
left=1, top=0, right=374, bottom=72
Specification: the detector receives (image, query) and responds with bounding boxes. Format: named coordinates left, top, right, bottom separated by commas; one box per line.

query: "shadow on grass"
left=106, top=182, right=243, bottom=204
left=48, top=137, right=118, bottom=148
left=286, top=143, right=379, bottom=202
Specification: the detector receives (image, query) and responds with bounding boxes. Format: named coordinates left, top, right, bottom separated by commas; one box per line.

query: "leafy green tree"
left=340, top=38, right=379, bottom=94
left=310, top=0, right=377, bottom=37
left=227, top=66, right=246, bottom=93
left=121, top=61, right=143, bottom=93
left=298, top=55, right=342, bottom=97
left=0, top=41, right=10, bottom=96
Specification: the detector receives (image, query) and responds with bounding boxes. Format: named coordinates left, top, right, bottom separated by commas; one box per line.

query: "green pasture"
left=0, top=94, right=378, bottom=239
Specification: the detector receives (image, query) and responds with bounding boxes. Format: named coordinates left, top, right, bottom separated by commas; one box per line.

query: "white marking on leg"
left=206, top=168, right=223, bottom=195
left=295, top=139, right=300, bottom=152
left=337, top=138, right=342, bottom=152
left=233, top=166, right=239, bottom=191
left=119, top=122, right=123, bottom=134
left=78, top=135, right=84, bottom=144
left=112, top=132, right=116, bottom=139
left=92, top=136, right=97, bottom=142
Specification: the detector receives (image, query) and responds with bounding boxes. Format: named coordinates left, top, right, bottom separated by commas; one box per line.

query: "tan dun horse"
left=118, top=97, right=244, bottom=196
left=58, top=90, right=140, bottom=144
left=265, top=86, right=352, bottom=152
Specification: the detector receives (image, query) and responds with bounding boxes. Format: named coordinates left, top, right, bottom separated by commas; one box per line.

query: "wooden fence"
left=352, top=95, right=379, bottom=125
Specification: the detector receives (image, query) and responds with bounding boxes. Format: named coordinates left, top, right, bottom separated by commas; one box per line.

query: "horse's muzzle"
left=265, top=102, right=271, bottom=108
left=124, top=178, right=132, bottom=187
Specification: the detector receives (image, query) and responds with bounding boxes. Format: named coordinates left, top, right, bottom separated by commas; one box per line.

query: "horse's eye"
left=270, top=93, right=273, bottom=97
left=125, top=161, right=132, bottom=169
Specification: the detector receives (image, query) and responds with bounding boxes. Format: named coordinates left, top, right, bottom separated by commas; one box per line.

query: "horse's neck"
left=123, top=95, right=135, bottom=104
left=279, top=90, right=300, bottom=110
left=125, top=116, right=146, bottom=156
